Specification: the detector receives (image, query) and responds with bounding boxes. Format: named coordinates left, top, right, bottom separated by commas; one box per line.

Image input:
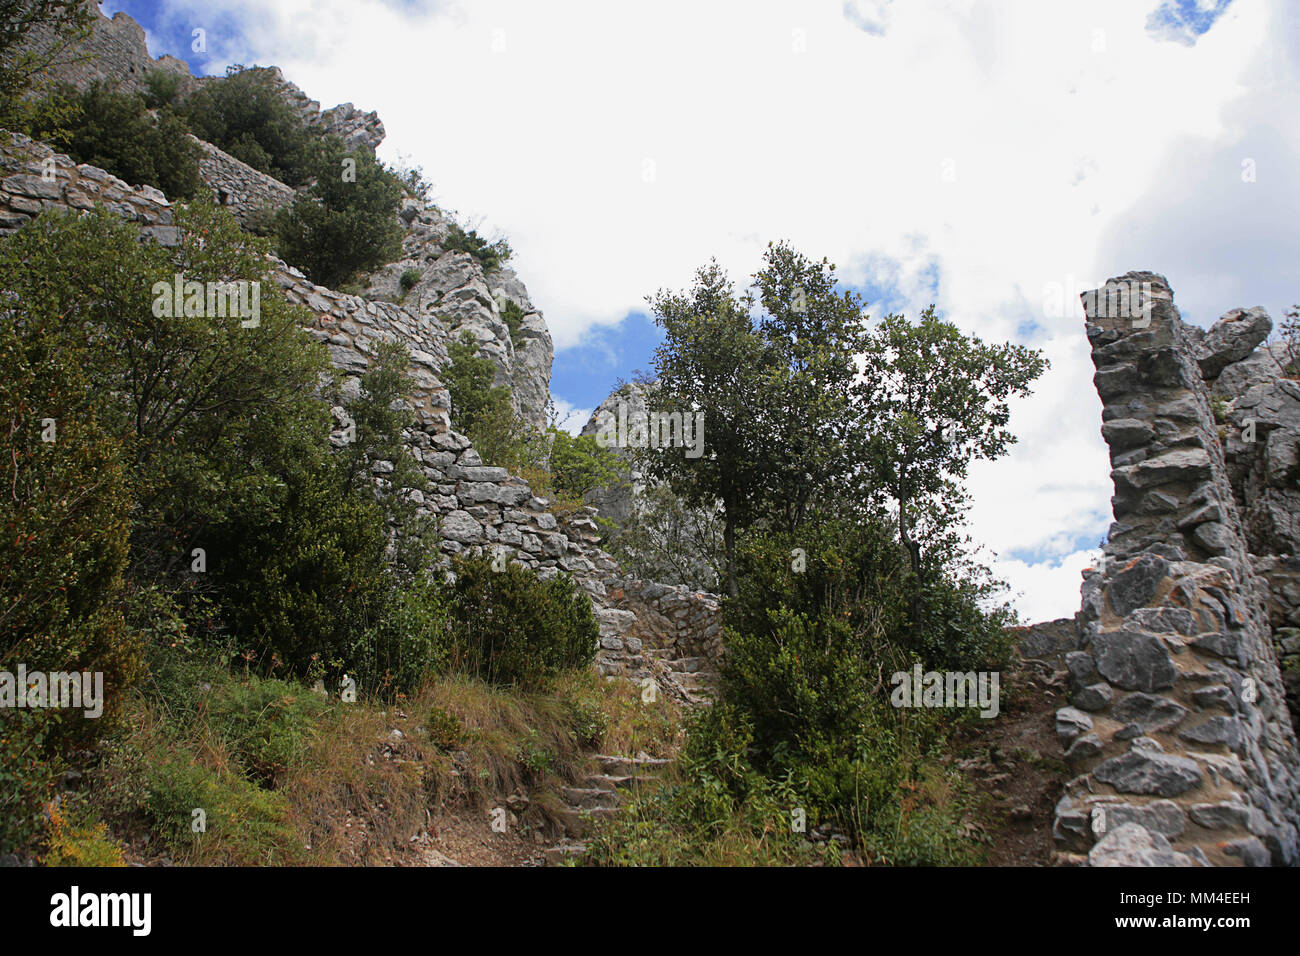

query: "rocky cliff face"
left=21, top=3, right=552, bottom=433
left=579, top=381, right=655, bottom=527
left=361, top=200, right=554, bottom=432
left=1041, top=272, right=1300, bottom=867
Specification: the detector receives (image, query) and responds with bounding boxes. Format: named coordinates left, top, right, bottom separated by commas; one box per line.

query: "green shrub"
left=179, top=65, right=314, bottom=186
left=500, top=297, right=526, bottom=347
left=211, top=339, right=441, bottom=695
left=399, top=268, right=421, bottom=294
left=442, top=221, right=511, bottom=273
left=272, top=137, right=404, bottom=288
left=139, top=745, right=303, bottom=863
left=549, top=429, right=624, bottom=502
left=425, top=707, right=465, bottom=750
left=445, top=556, right=597, bottom=688
left=0, top=209, right=142, bottom=853
left=2, top=202, right=437, bottom=697
left=203, top=677, right=330, bottom=786
left=721, top=518, right=913, bottom=762
left=142, top=68, right=181, bottom=109
left=443, top=331, right=512, bottom=435
left=0, top=0, right=93, bottom=131
left=42, top=797, right=126, bottom=867
left=25, top=81, right=202, bottom=199
left=0, top=710, right=64, bottom=854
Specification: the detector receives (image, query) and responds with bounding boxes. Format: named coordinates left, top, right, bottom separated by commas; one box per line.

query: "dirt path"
left=955, top=657, right=1069, bottom=866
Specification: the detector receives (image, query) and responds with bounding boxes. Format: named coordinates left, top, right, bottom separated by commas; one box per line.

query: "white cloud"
left=138, top=0, right=1289, bottom=620
left=993, top=547, right=1103, bottom=625
left=550, top=397, right=593, bottom=435
left=842, top=0, right=895, bottom=36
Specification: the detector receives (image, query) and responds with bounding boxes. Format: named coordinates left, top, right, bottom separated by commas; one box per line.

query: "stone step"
left=668, top=656, right=709, bottom=673
left=669, top=671, right=716, bottom=692
left=556, top=805, right=619, bottom=838
left=561, top=786, right=619, bottom=809
left=543, top=841, right=588, bottom=866
left=583, top=773, right=635, bottom=792
left=594, top=754, right=673, bottom=777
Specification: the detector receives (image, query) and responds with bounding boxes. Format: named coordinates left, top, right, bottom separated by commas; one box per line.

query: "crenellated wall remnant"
left=1052, top=271, right=1300, bottom=867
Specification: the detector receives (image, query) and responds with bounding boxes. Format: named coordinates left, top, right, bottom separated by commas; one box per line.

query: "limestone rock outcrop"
left=579, top=381, right=656, bottom=528
left=23, top=4, right=384, bottom=154
left=362, top=201, right=554, bottom=432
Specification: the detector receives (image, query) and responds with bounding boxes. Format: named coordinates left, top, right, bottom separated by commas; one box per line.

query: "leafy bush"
left=25, top=81, right=202, bottom=199
left=500, top=296, right=526, bottom=347
left=179, top=65, right=314, bottom=186
left=442, top=221, right=512, bottom=273
left=137, top=745, right=304, bottom=863
left=142, top=68, right=181, bottom=109
left=3, top=202, right=439, bottom=697
left=721, top=518, right=913, bottom=760
left=41, top=798, right=126, bottom=867
left=0, top=0, right=93, bottom=131
left=203, top=677, right=330, bottom=786
left=272, top=137, right=404, bottom=288
left=443, top=331, right=512, bottom=434
left=0, top=711, right=64, bottom=854
left=400, top=268, right=421, bottom=294
left=0, top=209, right=144, bottom=773
left=549, top=429, right=624, bottom=502
left=445, top=556, right=597, bottom=688
left=655, top=516, right=999, bottom=862
left=604, top=481, right=724, bottom=590
left=211, top=341, right=442, bottom=696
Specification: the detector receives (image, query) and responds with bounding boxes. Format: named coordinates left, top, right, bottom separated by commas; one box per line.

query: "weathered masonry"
left=1044, top=272, right=1300, bottom=866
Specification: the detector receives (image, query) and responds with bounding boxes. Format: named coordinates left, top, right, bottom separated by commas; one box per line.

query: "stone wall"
left=1052, top=272, right=1300, bottom=867
left=0, top=132, right=179, bottom=243
left=0, top=130, right=720, bottom=705
left=195, top=138, right=296, bottom=229
left=23, top=3, right=197, bottom=100
left=23, top=4, right=383, bottom=153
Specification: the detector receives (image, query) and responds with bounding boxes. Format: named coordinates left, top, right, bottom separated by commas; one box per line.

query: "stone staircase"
left=543, top=753, right=674, bottom=865
left=644, top=648, right=718, bottom=705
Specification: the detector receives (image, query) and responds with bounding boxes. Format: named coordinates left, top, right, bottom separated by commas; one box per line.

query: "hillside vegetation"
left=0, top=6, right=1050, bottom=867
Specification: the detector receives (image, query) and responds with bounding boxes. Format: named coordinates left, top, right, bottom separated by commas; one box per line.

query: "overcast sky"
left=105, top=0, right=1299, bottom=623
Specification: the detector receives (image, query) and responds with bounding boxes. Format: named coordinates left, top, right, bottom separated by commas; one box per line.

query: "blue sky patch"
left=1146, top=0, right=1235, bottom=46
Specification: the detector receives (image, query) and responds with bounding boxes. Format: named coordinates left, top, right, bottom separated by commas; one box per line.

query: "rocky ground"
left=957, top=657, right=1069, bottom=867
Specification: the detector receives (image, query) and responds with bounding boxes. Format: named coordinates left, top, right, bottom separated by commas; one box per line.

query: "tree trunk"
left=723, top=511, right=738, bottom=598
left=897, top=485, right=922, bottom=629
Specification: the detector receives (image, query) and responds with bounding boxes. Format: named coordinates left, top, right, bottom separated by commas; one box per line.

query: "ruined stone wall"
left=23, top=4, right=197, bottom=99
left=0, top=132, right=179, bottom=242
left=195, top=138, right=297, bottom=229
left=0, top=131, right=718, bottom=704
left=1053, top=272, right=1300, bottom=867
